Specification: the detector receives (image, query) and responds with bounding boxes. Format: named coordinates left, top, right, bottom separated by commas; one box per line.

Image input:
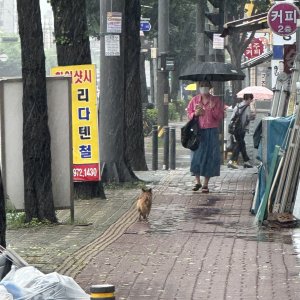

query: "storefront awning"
left=241, top=51, right=273, bottom=69
left=221, top=12, right=268, bottom=37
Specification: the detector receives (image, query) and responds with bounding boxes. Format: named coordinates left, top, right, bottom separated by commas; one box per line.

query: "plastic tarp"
left=0, top=266, right=89, bottom=300
left=257, top=116, right=294, bottom=170
left=254, top=116, right=294, bottom=214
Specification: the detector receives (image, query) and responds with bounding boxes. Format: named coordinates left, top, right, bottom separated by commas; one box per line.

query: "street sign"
left=267, top=2, right=300, bottom=36
left=244, top=38, right=264, bottom=59
left=140, top=21, right=151, bottom=32
left=107, top=12, right=122, bottom=33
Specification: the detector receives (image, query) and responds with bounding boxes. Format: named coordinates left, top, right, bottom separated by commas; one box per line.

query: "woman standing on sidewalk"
left=186, top=81, right=224, bottom=193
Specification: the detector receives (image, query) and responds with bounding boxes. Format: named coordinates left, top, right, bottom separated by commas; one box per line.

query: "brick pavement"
left=75, top=167, right=300, bottom=300
left=5, top=121, right=300, bottom=299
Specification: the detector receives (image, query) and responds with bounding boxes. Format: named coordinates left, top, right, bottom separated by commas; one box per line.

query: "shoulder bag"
left=181, top=117, right=200, bottom=151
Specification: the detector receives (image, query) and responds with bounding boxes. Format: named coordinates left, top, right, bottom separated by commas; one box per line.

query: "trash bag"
left=0, top=285, right=13, bottom=300
left=0, top=266, right=90, bottom=300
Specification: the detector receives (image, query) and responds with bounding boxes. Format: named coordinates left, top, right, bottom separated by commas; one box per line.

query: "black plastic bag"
left=181, top=118, right=200, bottom=151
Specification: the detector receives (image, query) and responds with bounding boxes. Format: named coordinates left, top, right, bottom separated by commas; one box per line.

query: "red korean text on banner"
left=244, top=38, right=264, bottom=59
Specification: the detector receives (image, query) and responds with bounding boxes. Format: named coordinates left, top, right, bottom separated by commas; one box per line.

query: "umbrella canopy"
left=179, top=62, right=245, bottom=82
left=184, top=83, right=197, bottom=91
left=236, top=86, right=273, bottom=100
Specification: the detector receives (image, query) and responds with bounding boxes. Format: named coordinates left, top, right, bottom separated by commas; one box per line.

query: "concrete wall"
left=0, top=77, right=73, bottom=210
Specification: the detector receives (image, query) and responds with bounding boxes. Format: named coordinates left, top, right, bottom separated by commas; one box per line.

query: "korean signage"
left=107, top=12, right=122, bottom=33
left=213, top=34, right=224, bottom=50
left=51, top=65, right=100, bottom=182
left=244, top=38, right=264, bottom=59
left=267, top=2, right=300, bottom=36
left=105, top=35, right=120, bottom=56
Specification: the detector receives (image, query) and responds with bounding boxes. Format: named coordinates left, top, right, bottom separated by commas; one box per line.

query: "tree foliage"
left=0, top=35, right=21, bottom=77
left=141, top=0, right=199, bottom=100
left=86, top=0, right=100, bottom=38
left=225, top=0, right=271, bottom=100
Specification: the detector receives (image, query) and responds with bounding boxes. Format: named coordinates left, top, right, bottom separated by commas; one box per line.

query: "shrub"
left=143, top=108, right=158, bottom=136
left=168, top=102, right=179, bottom=121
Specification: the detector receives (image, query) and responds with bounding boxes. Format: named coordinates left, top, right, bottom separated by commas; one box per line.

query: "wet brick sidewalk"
left=74, top=167, right=300, bottom=300
left=5, top=121, right=300, bottom=299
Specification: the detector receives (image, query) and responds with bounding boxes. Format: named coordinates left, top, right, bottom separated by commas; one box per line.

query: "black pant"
left=230, top=131, right=250, bottom=162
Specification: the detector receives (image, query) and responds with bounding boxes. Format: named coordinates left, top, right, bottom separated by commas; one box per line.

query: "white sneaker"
left=227, top=160, right=239, bottom=169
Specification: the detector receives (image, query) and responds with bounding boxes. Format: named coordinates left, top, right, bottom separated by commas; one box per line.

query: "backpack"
left=228, top=104, right=248, bottom=136
left=181, top=118, right=200, bottom=151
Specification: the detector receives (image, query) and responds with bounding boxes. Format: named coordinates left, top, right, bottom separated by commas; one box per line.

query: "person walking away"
left=227, top=93, right=255, bottom=169
left=186, top=81, right=224, bottom=193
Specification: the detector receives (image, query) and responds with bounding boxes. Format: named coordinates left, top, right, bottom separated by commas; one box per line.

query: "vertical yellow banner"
left=51, top=64, right=100, bottom=181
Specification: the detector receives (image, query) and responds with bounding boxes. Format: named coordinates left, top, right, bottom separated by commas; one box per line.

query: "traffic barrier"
left=152, top=125, right=158, bottom=170
left=170, top=127, right=176, bottom=170
left=90, top=284, right=115, bottom=300
left=163, top=126, right=169, bottom=170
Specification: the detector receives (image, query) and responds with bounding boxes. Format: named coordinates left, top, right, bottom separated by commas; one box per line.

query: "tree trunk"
left=51, top=0, right=105, bottom=198
left=100, top=0, right=139, bottom=182
left=124, top=0, right=148, bottom=171
left=227, top=30, right=255, bottom=107
left=17, top=0, right=57, bottom=222
left=51, top=0, right=91, bottom=65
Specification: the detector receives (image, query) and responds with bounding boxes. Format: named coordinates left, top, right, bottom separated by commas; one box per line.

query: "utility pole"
left=196, top=1, right=207, bottom=63
left=157, top=0, right=169, bottom=127
left=99, top=0, right=134, bottom=181
left=205, top=0, right=225, bottom=163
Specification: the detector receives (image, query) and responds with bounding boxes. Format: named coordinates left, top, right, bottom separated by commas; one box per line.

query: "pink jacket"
left=186, top=94, right=224, bottom=129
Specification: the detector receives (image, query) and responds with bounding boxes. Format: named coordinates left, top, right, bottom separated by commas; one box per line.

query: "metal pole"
left=163, top=126, right=169, bottom=170
left=157, top=0, right=169, bottom=127
left=152, top=125, right=158, bottom=171
left=169, top=127, right=176, bottom=170
left=152, top=38, right=158, bottom=106
left=196, top=1, right=206, bottom=63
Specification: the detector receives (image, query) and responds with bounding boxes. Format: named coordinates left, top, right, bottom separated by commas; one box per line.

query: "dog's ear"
left=142, top=187, right=146, bottom=192
left=148, top=188, right=152, bottom=193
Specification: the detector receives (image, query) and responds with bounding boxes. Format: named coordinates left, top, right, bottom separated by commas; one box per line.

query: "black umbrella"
left=179, top=62, right=245, bottom=82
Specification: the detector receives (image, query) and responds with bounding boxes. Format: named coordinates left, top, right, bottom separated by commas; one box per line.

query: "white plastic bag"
left=0, top=285, right=13, bottom=300
left=1, top=266, right=89, bottom=300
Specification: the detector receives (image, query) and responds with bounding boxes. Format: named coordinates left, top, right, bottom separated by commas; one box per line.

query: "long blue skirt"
left=190, top=128, right=220, bottom=177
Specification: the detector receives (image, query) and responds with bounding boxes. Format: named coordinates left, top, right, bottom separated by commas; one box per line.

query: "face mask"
left=199, top=87, right=210, bottom=94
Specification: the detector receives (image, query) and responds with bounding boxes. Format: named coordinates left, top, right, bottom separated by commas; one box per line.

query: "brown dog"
left=136, top=187, right=152, bottom=221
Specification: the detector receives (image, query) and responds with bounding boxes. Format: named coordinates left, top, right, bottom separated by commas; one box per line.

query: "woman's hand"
left=195, top=104, right=204, bottom=116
